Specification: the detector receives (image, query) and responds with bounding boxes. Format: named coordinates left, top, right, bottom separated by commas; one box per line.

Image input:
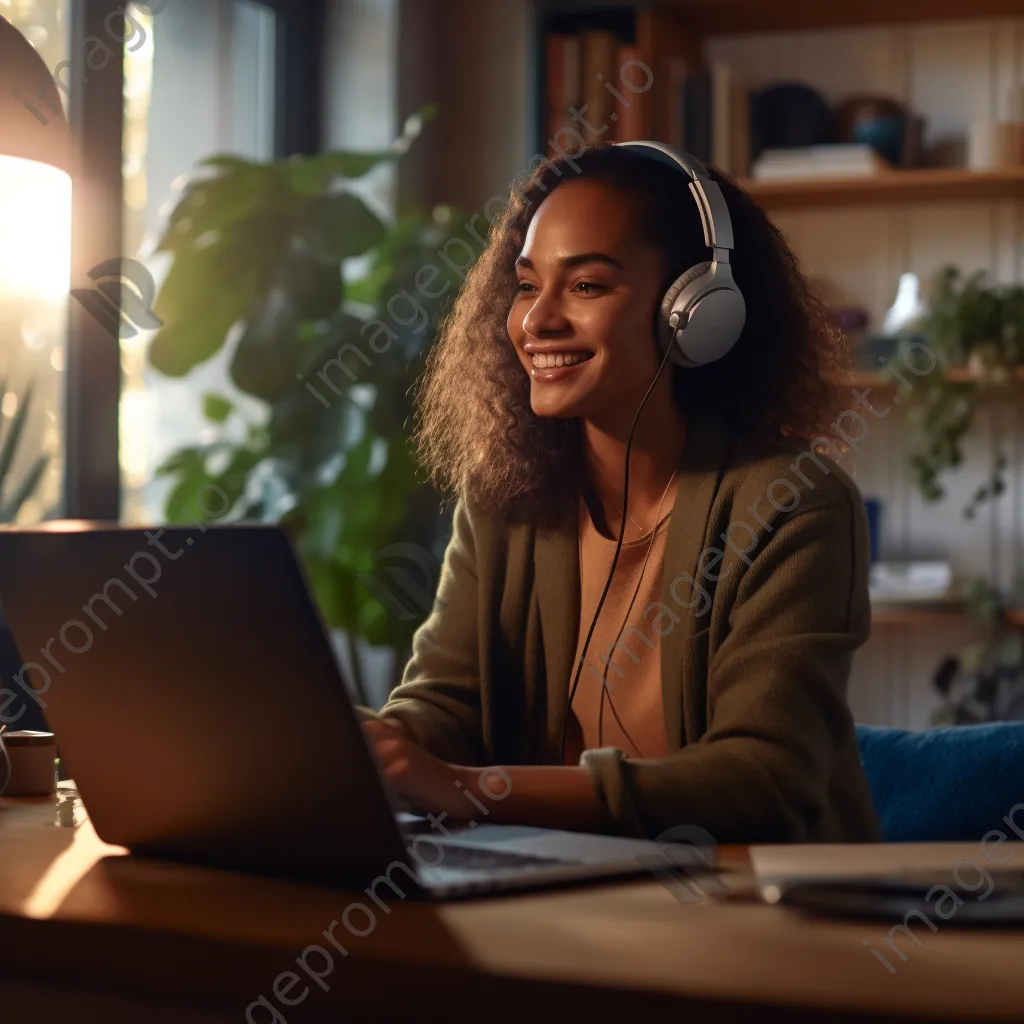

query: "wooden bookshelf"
left=659, top=0, right=1024, bottom=36
left=873, top=604, right=1024, bottom=627
left=741, top=166, right=1024, bottom=211
left=536, top=6, right=1024, bottom=207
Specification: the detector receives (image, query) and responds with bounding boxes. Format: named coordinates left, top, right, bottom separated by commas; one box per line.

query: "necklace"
left=613, top=469, right=678, bottom=541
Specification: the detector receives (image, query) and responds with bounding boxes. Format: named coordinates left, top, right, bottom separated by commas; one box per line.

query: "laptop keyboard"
left=433, top=842, right=579, bottom=873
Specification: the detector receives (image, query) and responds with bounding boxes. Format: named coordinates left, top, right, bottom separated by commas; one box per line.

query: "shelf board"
left=740, top=167, right=1024, bottom=212
left=832, top=367, right=1024, bottom=392
left=872, top=600, right=968, bottom=625
left=661, top=0, right=1024, bottom=36
left=872, top=605, right=1024, bottom=627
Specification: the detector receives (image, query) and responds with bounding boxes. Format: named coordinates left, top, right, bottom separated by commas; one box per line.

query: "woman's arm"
left=364, top=499, right=613, bottom=830
left=362, top=719, right=614, bottom=831
left=374, top=500, right=485, bottom=765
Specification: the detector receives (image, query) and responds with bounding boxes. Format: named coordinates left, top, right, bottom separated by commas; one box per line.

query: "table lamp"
left=0, top=16, right=72, bottom=304
left=0, top=18, right=72, bottom=734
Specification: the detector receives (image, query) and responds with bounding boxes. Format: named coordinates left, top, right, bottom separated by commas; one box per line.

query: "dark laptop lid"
left=0, top=522, right=411, bottom=888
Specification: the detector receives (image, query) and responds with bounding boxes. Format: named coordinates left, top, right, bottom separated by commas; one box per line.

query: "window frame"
left=64, top=0, right=326, bottom=520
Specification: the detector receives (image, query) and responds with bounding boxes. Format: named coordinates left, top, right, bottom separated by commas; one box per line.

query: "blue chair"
left=855, top=723, right=1024, bottom=842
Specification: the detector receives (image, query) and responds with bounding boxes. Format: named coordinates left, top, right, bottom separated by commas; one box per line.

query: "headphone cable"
left=558, top=334, right=678, bottom=764
left=597, top=494, right=671, bottom=754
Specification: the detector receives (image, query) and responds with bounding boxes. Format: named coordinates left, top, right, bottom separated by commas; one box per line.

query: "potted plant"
left=932, top=631, right=1024, bottom=726
left=146, top=113, right=478, bottom=706
left=902, top=265, right=1024, bottom=518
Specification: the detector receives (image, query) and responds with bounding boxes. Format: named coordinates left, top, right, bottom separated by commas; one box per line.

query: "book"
left=545, top=33, right=582, bottom=151
left=707, top=61, right=751, bottom=177
left=664, top=55, right=688, bottom=150
left=581, top=28, right=618, bottom=145
left=614, top=43, right=645, bottom=142
left=751, top=145, right=893, bottom=180
left=757, top=144, right=892, bottom=165
left=683, top=71, right=712, bottom=165
left=711, top=62, right=732, bottom=173
left=730, top=72, right=751, bottom=177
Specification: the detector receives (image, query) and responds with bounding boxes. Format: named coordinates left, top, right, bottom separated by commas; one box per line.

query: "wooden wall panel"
left=909, top=22, right=995, bottom=152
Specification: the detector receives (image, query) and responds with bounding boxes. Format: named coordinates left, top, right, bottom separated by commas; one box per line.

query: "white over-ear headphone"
left=614, top=141, right=746, bottom=368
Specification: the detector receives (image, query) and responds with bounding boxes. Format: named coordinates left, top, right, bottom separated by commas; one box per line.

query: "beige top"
left=564, top=495, right=672, bottom=765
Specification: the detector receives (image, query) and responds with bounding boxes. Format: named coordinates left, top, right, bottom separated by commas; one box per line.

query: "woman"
left=361, top=142, right=881, bottom=844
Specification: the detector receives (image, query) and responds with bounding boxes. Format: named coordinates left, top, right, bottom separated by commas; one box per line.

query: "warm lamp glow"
left=0, top=154, right=72, bottom=303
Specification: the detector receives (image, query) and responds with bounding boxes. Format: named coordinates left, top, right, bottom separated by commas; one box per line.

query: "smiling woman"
left=413, top=142, right=849, bottom=522
left=363, top=142, right=883, bottom=845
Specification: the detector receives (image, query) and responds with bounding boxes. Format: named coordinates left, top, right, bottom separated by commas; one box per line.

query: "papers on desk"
left=750, top=842, right=1024, bottom=902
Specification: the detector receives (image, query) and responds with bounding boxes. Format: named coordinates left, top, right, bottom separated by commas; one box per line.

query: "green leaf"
left=155, top=445, right=205, bottom=477
left=285, top=151, right=398, bottom=196
left=225, top=194, right=386, bottom=401
left=300, top=556, right=359, bottom=631
left=202, top=154, right=265, bottom=172
left=229, top=266, right=343, bottom=403
left=203, top=393, right=235, bottom=423
left=305, top=192, right=387, bottom=262
left=150, top=233, right=277, bottom=375
left=0, top=384, right=34, bottom=495
left=150, top=171, right=298, bottom=376
left=208, top=447, right=265, bottom=513
left=279, top=104, right=437, bottom=198
left=160, top=448, right=219, bottom=523
left=995, top=634, right=1024, bottom=667
left=0, top=453, right=48, bottom=521
left=153, top=161, right=286, bottom=255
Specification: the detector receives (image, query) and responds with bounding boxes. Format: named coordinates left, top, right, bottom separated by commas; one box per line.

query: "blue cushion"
left=855, top=723, right=1024, bottom=842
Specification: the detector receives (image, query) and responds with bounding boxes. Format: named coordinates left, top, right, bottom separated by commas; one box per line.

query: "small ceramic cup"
left=0, top=730, right=57, bottom=797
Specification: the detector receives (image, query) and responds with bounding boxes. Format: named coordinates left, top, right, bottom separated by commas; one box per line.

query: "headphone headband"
left=615, top=139, right=709, bottom=180
left=610, top=140, right=746, bottom=370
left=614, top=140, right=735, bottom=254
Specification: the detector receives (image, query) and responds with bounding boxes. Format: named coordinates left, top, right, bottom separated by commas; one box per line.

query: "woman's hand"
left=361, top=719, right=468, bottom=819
left=362, top=720, right=613, bottom=832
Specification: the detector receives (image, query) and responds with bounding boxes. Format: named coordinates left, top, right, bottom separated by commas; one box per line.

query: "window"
left=11, top=0, right=325, bottom=525
left=119, top=0, right=277, bottom=524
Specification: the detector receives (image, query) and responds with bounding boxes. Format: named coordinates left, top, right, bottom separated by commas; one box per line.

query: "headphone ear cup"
left=658, top=262, right=712, bottom=353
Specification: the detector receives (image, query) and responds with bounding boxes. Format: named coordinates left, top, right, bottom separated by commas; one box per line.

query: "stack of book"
left=545, top=29, right=644, bottom=151
left=751, top=144, right=893, bottom=181
left=869, top=561, right=956, bottom=605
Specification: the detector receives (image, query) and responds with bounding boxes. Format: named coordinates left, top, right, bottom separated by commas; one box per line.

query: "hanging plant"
left=902, top=266, right=1024, bottom=519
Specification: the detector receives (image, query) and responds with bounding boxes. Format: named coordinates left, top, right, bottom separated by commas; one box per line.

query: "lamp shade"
left=0, top=16, right=70, bottom=172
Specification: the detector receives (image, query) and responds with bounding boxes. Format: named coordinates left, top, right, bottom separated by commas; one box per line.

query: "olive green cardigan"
left=377, top=413, right=882, bottom=843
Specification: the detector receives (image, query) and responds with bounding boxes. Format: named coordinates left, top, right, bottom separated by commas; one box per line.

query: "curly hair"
left=412, top=143, right=851, bottom=524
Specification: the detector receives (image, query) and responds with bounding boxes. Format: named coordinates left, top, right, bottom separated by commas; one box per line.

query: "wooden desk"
left=2, top=793, right=1023, bottom=1023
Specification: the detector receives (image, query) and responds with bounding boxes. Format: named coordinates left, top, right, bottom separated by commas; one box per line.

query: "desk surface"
left=2, top=792, right=1024, bottom=1023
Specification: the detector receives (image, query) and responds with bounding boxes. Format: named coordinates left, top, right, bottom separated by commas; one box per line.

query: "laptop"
left=0, top=523, right=711, bottom=898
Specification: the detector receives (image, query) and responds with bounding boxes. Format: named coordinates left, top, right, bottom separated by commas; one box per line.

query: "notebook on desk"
left=751, top=841, right=1024, bottom=901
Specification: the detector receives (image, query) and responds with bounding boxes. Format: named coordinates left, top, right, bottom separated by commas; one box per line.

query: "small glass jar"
left=0, top=730, right=57, bottom=797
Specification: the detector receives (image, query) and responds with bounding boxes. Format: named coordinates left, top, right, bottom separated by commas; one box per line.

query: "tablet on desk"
left=768, top=870, right=1024, bottom=925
